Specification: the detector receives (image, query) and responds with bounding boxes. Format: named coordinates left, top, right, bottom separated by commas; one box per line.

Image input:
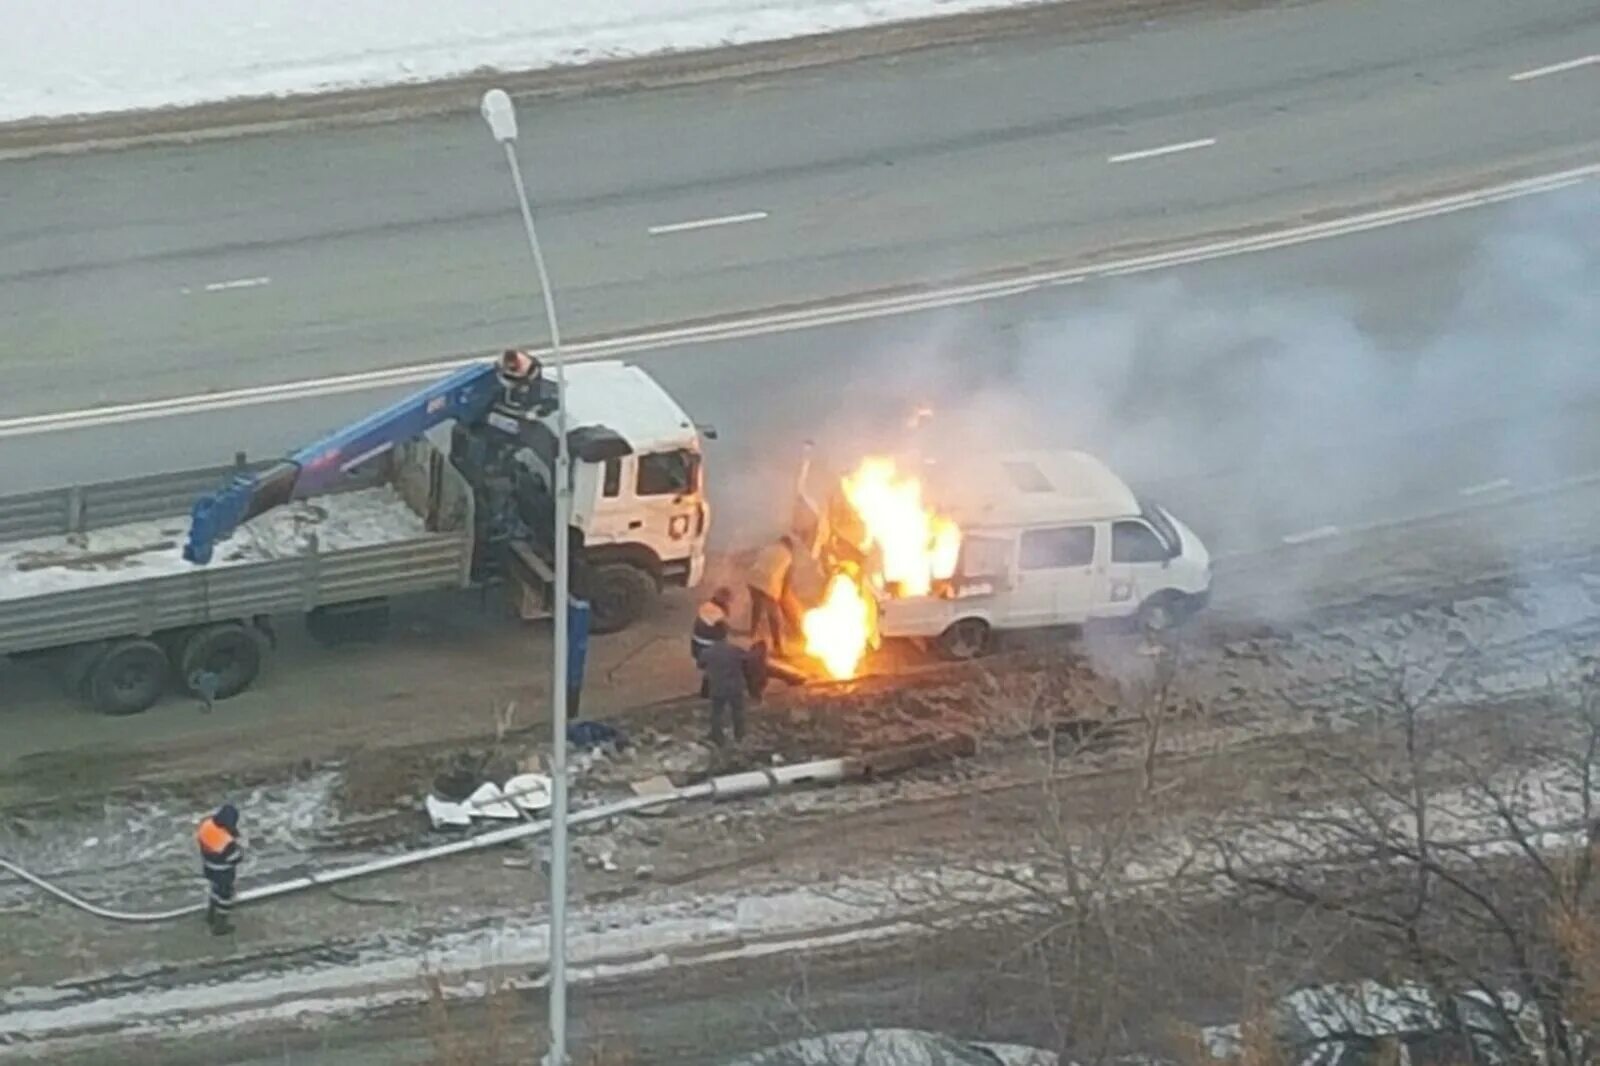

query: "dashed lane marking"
left=1458, top=477, right=1513, bottom=497
left=648, top=211, right=769, bottom=235
left=1108, top=138, right=1217, bottom=164
left=1510, top=55, right=1599, bottom=82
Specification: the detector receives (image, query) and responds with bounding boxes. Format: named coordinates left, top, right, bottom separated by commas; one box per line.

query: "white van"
left=878, top=450, right=1211, bottom=659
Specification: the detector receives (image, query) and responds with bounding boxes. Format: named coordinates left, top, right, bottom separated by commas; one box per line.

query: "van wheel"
left=935, top=619, right=991, bottom=661
left=179, top=623, right=264, bottom=701
left=88, top=640, right=169, bottom=716
left=587, top=564, right=655, bottom=635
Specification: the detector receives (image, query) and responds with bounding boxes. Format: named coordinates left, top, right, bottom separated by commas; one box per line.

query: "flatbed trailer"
left=0, top=439, right=475, bottom=715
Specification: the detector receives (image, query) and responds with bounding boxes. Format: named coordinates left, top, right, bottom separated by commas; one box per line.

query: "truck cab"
left=475, top=360, right=710, bottom=633
left=877, top=450, right=1211, bottom=658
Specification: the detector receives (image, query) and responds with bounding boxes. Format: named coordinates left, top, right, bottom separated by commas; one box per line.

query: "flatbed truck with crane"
left=0, top=352, right=712, bottom=715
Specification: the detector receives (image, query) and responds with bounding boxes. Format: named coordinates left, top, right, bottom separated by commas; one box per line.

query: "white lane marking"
left=1281, top=525, right=1341, bottom=546
left=1108, top=138, right=1217, bottom=164
left=1509, top=55, right=1599, bottom=82
left=1458, top=477, right=1513, bottom=497
left=647, top=211, right=768, bottom=235
left=198, top=276, right=272, bottom=293
left=1, top=161, right=1596, bottom=440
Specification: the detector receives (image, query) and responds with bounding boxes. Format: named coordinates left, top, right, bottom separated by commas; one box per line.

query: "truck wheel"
left=179, top=623, right=264, bottom=701
left=586, top=564, right=655, bottom=635
left=59, top=641, right=109, bottom=697
left=88, top=640, right=169, bottom=716
left=935, top=618, right=991, bottom=661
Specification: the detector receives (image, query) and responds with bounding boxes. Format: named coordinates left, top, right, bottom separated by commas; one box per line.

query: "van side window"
left=1019, top=526, right=1094, bottom=570
left=637, top=450, right=695, bottom=497
left=602, top=458, right=621, bottom=498
left=960, top=535, right=1011, bottom=578
left=1112, top=520, right=1168, bottom=563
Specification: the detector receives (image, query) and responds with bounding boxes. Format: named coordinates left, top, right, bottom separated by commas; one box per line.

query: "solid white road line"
left=200, top=276, right=272, bottom=293
left=1107, top=138, right=1217, bottom=164
left=1, top=161, right=1596, bottom=440
left=1509, top=55, right=1599, bottom=82
left=647, top=211, right=769, bottom=235
left=1458, top=477, right=1513, bottom=497
left=1281, top=525, right=1341, bottom=546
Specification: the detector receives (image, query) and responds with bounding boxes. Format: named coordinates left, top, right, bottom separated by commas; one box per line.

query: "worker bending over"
left=745, top=535, right=795, bottom=657
left=196, top=804, right=243, bottom=935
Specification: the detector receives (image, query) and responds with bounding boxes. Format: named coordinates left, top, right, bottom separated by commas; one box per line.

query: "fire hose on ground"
left=0, top=758, right=853, bottom=926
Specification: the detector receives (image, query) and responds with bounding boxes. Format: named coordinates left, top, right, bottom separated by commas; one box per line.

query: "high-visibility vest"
left=196, top=817, right=240, bottom=870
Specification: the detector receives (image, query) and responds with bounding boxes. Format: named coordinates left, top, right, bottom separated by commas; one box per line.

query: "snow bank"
left=0, top=0, right=1044, bottom=124
left=0, top=486, right=427, bottom=601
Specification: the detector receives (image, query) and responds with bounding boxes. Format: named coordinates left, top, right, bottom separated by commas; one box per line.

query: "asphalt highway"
left=0, top=0, right=1595, bottom=417
left=3, top=181, right=1596, bottom=560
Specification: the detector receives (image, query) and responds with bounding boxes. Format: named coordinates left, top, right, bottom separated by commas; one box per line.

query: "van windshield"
left=1139, top=499, right=1181, bottom=556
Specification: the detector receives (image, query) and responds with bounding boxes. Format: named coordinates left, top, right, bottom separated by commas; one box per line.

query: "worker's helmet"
left=215, top=803, right=239, bottom=830
left=498, top=348, right=541, bottom=383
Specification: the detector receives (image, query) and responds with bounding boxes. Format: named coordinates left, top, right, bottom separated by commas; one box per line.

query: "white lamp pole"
left=480, top=87, right=573, bottom=1066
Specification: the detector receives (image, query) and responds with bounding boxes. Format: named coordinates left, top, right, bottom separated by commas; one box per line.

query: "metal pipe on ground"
left=0, top=759, right=851, bottom=925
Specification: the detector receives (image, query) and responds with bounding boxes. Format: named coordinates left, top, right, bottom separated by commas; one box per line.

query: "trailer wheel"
left=179, top=623, right=264, bottom=701
left=586, top=564, right=655, bottom=635
left=88, top=640, right=169, bottom=716
left=59, top=641, right=109, bottom=698
left=935, top=618, right=991, bottom=661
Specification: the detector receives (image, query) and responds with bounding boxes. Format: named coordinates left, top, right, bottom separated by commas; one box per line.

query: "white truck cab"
left=878, top=450, right=1210, bottom=658
left=500, top=360, right=710, bottom=632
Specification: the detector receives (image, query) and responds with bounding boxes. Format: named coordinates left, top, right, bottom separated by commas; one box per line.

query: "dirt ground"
left=6, top=483, right=1600, bottom=1058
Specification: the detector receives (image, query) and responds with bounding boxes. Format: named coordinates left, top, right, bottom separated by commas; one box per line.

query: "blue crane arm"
left=183, top=363, right=502, bottom=564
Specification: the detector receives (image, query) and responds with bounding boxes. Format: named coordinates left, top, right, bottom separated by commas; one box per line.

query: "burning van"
left=794, top=448, right=1211, bottom=673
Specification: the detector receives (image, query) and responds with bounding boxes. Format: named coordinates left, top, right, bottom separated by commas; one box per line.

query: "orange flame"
left=841, top=457, right=961, bottom=597
left=802, top=573, right=874, bottom=680
left=802, top=457, right=961, bottom=680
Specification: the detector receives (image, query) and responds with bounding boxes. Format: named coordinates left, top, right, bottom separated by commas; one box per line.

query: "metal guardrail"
left=0, top=462, right=273, bottom=544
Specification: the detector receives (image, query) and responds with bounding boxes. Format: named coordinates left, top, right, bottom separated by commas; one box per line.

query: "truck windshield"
left=1139, top=499, right=1181, bottom=556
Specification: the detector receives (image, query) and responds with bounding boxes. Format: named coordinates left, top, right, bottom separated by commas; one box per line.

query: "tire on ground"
left=59, top=641, right=109, bottom=698
left=88, top=639, right=170, bottom=716
left=179, top=622, right=265, bottom=700
left=584, top=563, right=656, bottom=635
left=934, top=617, right=991, bottom=661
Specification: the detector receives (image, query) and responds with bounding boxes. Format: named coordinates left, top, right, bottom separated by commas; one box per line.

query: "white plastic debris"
left=465, top=782, right=520, bottom=821
left=424, top=795, right=472, bottom=830
left=502, top=773, right=553, bottom=813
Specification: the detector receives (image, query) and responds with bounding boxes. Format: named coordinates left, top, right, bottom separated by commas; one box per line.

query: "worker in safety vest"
left=691, top=587, right=733, bottom=667
left=745, top=536, right=794, bottom=657
left=196, top=804, right=243, bottom=935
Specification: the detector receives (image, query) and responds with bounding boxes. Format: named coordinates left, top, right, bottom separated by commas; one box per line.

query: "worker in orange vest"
left=196, top=804, right=243, bottom=935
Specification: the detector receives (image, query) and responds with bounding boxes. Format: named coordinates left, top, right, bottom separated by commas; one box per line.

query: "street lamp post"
left=480, top=87, right=573, bottom=1066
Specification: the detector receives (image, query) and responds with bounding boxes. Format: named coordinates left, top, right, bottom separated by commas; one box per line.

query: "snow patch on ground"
left=0, top=0, right=1047, bottom=123
left=0, top=486, right=427, bottom=600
